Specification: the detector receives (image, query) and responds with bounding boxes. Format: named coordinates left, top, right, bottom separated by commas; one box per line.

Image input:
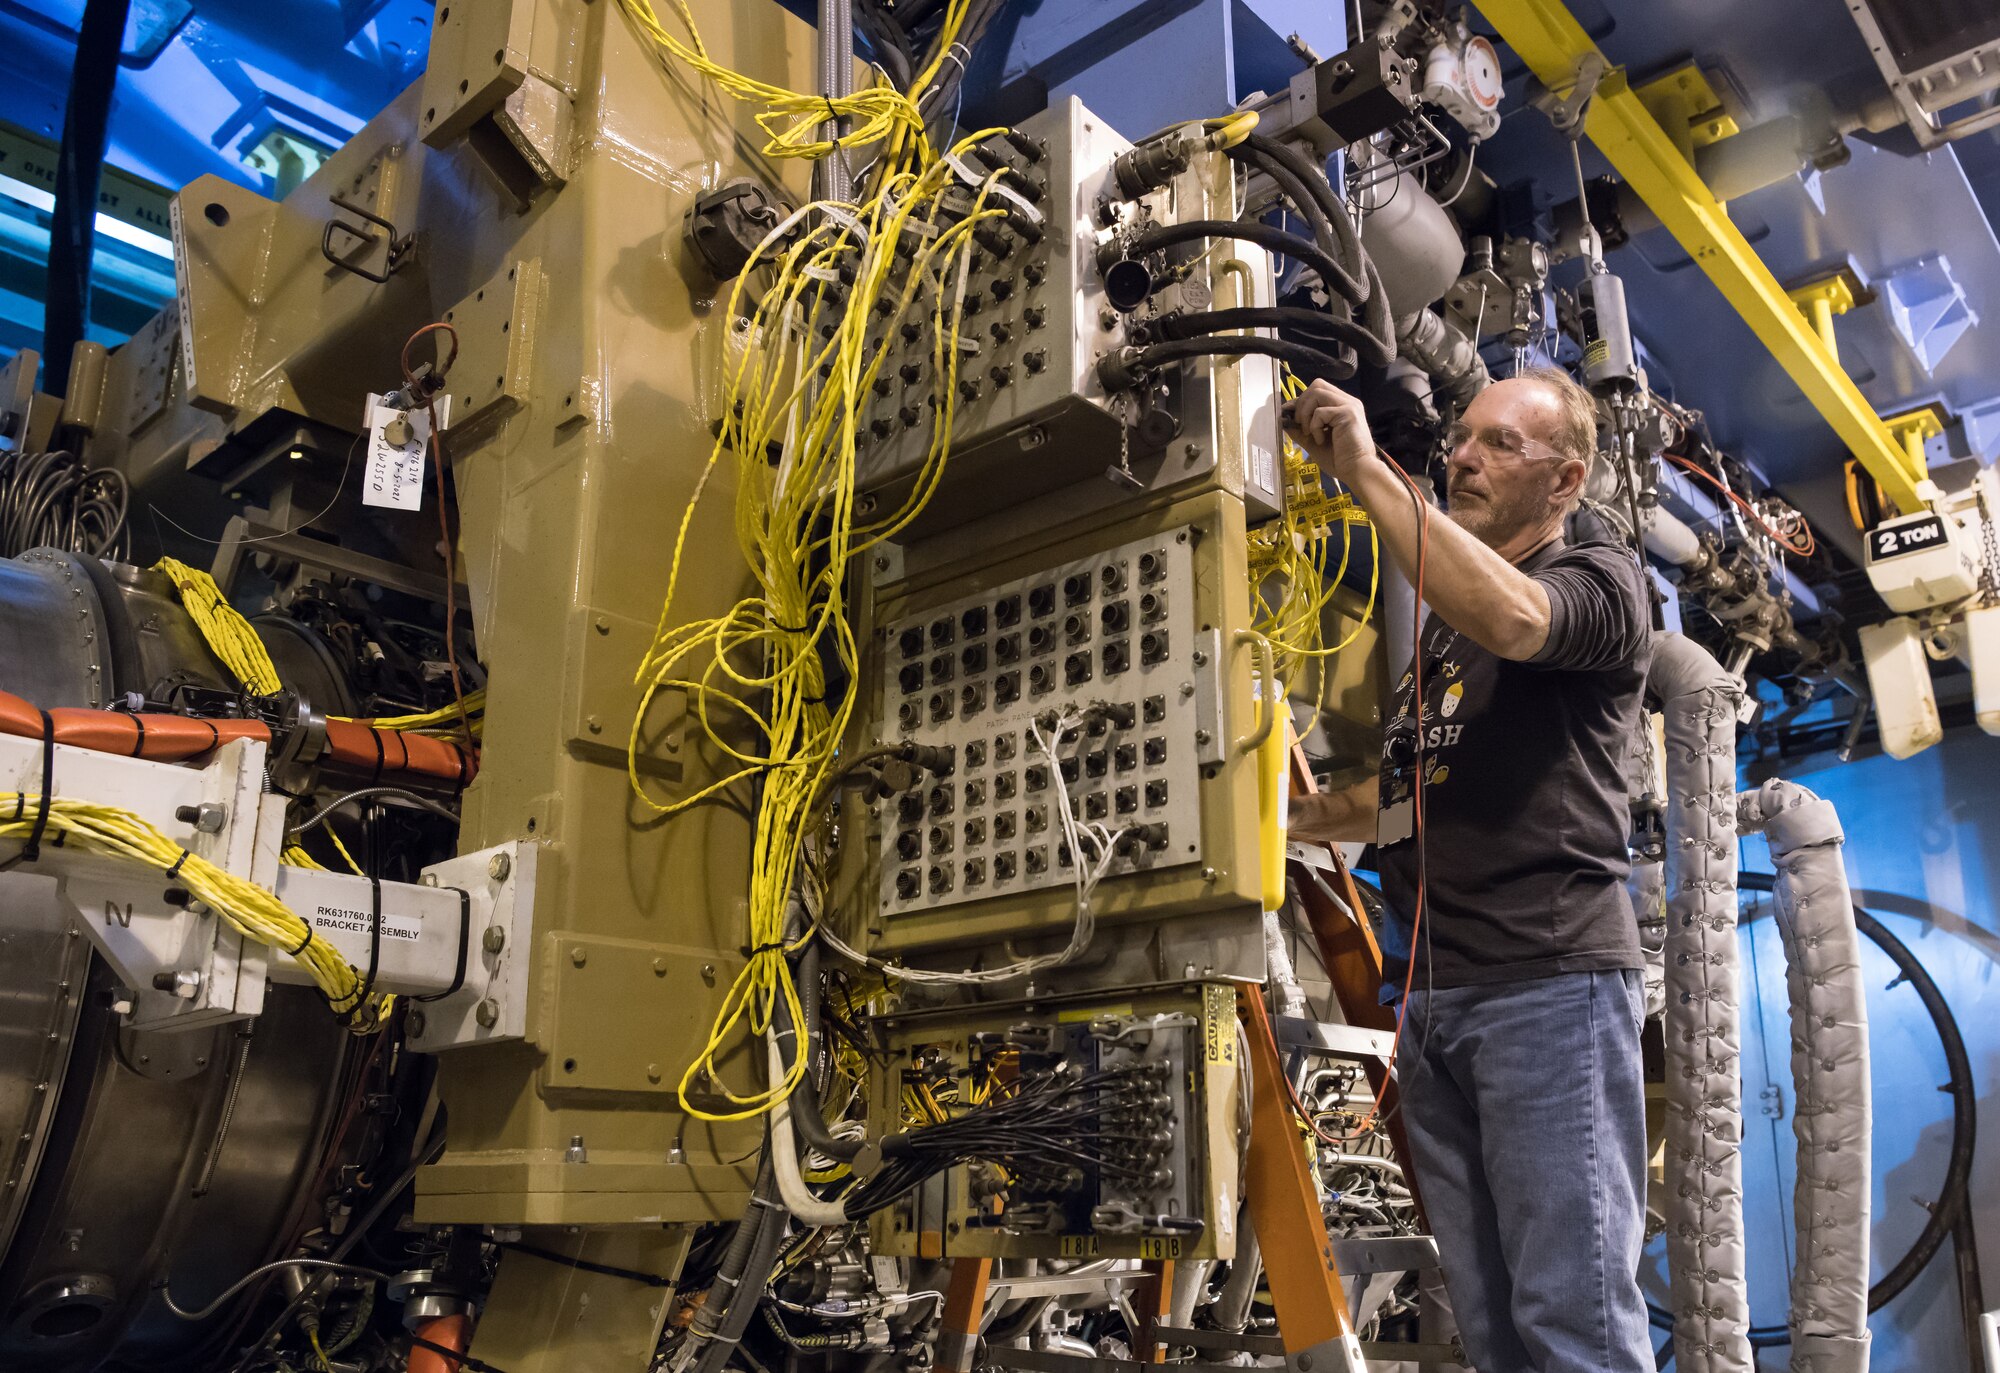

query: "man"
left=1288, top=368, right=1653, bottom=1373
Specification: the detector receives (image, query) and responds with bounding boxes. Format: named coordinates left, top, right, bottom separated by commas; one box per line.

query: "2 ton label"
left=1869, top=514, right=1948, bottom=562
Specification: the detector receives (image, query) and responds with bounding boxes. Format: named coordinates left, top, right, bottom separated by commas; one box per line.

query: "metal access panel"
left=866, top=982, right=1242, bottom=1261
left=839, top=489, right=1267, bottom=971
left=873, top=527, right=1208, bottom=917
left=853, top=98, right=1130, bottom=531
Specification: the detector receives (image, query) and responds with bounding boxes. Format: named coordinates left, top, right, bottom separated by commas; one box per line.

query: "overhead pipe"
left=1394, top=308, right=1488, bottom=411
left=1648, top=632, right=1752, bottom=1373
left=1736, top=782, right=1871, bottom=1373
left=43, top=0, right=132, bottom=394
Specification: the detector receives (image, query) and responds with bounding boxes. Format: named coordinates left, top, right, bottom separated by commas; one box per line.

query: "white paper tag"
left=361, top=392, right=451, bottom=511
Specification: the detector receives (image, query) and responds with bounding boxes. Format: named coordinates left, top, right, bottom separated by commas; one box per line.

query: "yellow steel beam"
left=1471, top=0, right=1928, bottom=514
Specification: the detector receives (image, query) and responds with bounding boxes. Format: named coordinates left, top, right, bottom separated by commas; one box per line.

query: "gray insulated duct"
left=1650, top=632, right=1752, bottom=1372
left=1736, top=781, right=1872, bottom=1373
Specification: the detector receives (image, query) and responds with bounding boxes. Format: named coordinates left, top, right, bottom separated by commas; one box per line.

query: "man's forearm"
left=1290, top=776, right=1377, bottom=844
left=1342, top=457, right=1553, bottom=661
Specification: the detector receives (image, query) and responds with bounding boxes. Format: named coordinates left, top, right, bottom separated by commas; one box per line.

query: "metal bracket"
left=404, top=841, right=539, bottom=1052
left=320, top=194, right=415, bottom=284
left=1527, top=50, right=1608, bottom=138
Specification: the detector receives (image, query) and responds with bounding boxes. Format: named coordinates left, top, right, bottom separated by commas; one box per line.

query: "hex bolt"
left=701, top=964, right=717, bottom=986
left=565, top=1135, right=588, bottom=1164
left=647, top=1063, right=663, bottom=1084
left=488, top=851, right=512, bottom=883
left=482, top=925, right=507, bottom=954
left=174, top=802, right=227, bottom=833
left=475, top=998, right=499, bottom=1028
left=407, top=1008, right=428, bottom=1037
left=152, top=970, right=201, bottom=999
left=1191, top=648, right=1209, bottom=666
left=420, top=873, right=440, bottom=887
left=653, top=957, right=670, bottom=977
left=570, top=946, right=588, bottom=967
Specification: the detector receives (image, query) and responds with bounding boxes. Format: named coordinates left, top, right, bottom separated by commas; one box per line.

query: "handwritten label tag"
left=361, top=392, right=451, bottom=511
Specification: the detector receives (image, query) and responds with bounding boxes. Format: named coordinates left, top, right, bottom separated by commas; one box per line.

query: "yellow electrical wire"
left=2, top=795, right=393, bottom=1028
left=628, top=100, right=1025, bottom=1120
left=616, top=0, right=971, bottom=164
left=1205, top=110, right=1259, bottom=148
left=1252, top=371, right=1380, bottom=685
left=154, top=558, right=283, bottom=695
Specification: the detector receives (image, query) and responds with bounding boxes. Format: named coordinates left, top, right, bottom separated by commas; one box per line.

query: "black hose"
left=1106, top=220, right=1353, bottom=308
left=1153, top=308, right=1392, bottom=371
left=1237, top=133, right=1395, bottom=357
left=1648, top=875, right=1980, bottom=1352
left=1226, top=139, right=1367, bottom=307
left=784, top=939, right=864, bottom=1162
left=690, top=1151, right=790, bottom=1373
left=1125, top=334, right=1354, bottom=380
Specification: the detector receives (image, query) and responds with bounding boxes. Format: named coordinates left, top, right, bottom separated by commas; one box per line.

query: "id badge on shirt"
left=1378, top=795, right=1414, bottom=847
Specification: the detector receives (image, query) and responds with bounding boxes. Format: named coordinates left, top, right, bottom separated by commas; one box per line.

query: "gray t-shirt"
left=1377, top=538, right=1651, bottom=988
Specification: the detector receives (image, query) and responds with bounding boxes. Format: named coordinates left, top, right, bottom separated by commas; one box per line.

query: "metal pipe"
left=817, top=0, right=854, bottom=204
left=1394, top=309, right=1488, bottom=410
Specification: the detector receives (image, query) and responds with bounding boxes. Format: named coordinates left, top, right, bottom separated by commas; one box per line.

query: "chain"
left=1979, top=488, right=2000, bottom=605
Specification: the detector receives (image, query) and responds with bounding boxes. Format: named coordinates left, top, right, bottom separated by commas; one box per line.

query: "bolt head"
left=487, top=851, right=512, bottom=882
left=420, top=873, right=440, bottom=887
left=482, top=925, right=507, bottom=954
left=570, top=946, right=588, bottom=967
left=475, top=998, right=499, bottom=1028
left=407, top=1008, right=427, bottom=1037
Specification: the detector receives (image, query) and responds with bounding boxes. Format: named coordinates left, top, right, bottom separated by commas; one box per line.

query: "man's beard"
left=1445, top=478, right=1548, bottom=545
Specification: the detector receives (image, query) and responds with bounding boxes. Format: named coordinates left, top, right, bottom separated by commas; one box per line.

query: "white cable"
left=767, top=1032, right=852, bottom=1227
left=815, top=707, right=1128, bottom=986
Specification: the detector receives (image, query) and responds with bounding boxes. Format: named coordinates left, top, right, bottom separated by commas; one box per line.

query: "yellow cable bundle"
left=616, top=0, right=971, bottom=165
left=629, top=118, right=1023, bottom=1119
left=1252, top=372, right=1380, bottom=685
left=2, top=794, right=393, bottom=1028
left=154, top=557, right=283, bottom=695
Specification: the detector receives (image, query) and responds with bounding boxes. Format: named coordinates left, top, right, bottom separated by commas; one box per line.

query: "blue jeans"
left=1400, top=969, right=1650, bottom=1373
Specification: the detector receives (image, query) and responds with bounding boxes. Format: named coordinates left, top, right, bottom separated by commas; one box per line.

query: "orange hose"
left=0, top=688, right=475, bottom=786
left=409, top=1314, right=471, bottom=1373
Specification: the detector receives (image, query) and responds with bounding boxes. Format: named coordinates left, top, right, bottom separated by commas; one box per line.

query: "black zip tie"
left=1, top=711, right=56, bottom=874
left=129, top=713, right=146, bottom=756
left=407, top=1332, right=512, bottom=1373
left=368, top=724, right=386, bottom=785
left=351, top=869, right=385, bottom=1018
left=498, top=1239, right=675, bottom=1288
left=164, top=848, right=192, bottom=880
left=288, top=923, right=316, bottom=957
left=413, top=886, right=472, bottom=1002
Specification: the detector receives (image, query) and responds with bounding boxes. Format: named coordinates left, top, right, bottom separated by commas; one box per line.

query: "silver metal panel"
left=0, top=879, right=86, bottom=1262
left=853, top=98, right=1131, bottom=534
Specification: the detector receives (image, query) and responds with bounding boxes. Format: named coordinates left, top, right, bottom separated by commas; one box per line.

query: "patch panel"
left=876, top=528, right=1206, bottom=916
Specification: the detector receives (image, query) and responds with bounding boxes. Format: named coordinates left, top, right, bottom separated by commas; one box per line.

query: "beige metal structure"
left=95, top=0, right=821, bottom=1287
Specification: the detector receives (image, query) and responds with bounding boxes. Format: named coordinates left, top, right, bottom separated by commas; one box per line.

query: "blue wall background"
left=1637, top=732, right=2000, bottom=1369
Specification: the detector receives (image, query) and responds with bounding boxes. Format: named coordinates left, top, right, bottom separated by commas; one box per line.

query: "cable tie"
left=413, top=886, right=472, bottom=1002
left=0, top=710, right=56, bottom=873
left=164, top=847, right=193, bottom=880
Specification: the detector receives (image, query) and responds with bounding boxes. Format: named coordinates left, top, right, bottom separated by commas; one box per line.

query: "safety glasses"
left=1442, top=422, right=1571, bottom=466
